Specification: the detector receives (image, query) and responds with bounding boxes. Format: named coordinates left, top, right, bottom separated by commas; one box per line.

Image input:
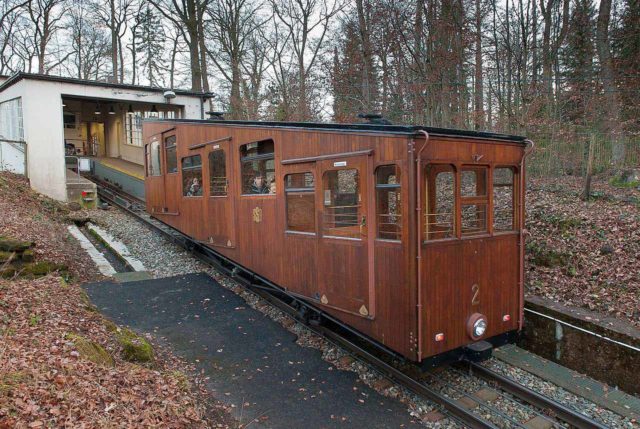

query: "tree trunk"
left=188, top=33, right=202, bottom=92
left=474, top=0, right=484, bottom=129
left=110, top=0, right=118, bottom=82
left=356, top=0, right=374, bottom=112
left=596, top=0, right=624, bottom=166
left=230, top=60, right=242, bottom=118
left=581, top=135, right=595, bottom=200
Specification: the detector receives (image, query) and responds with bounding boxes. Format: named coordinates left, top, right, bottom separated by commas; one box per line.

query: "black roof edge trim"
left=0, top=72, right=215, bottom=98
left=142, top=118, right=527, bottom=143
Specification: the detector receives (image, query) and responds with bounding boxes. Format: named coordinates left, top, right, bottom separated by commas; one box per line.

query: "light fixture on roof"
left=62, top=101, right=66, bottom=107
left=108, top=105, right=115, bottom=115
left=94, top=103, right=101, bottom=115
left=151, top=104, right=158, bottom=114
left=127, top=104, right=134, bottom=115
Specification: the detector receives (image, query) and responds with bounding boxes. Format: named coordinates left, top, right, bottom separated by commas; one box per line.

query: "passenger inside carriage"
left=186, top=177, right=203, bottom=196
left=249, top=174, right=270, bottom=194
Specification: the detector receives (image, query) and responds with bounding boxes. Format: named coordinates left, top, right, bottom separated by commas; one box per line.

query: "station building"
left=0, top=73, right=212, bottom=203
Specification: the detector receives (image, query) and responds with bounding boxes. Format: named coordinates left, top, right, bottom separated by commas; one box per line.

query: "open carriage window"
left=425, top=165, right=455, bottom=240
left=240, top=139, right=275, bottom=195
left=322, top=169, right=361, bottom=238
left=208, top=150, right=227, bottom=196
left=146, top=140, right=162, bottom=176
left=461, top=166, right=488, bottom=235
left=182, top=155, right=203, bottom=197
left=165, top=135, right=178, bottom=174
left=493, top=167, right=516, bottom=231
left=285, top=172, right=315, bottom=233
left=375, top=165, right=402, bottom=240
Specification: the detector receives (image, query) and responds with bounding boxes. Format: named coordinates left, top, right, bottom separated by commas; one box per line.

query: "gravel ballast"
left=89, top=206, right=636, bottom=428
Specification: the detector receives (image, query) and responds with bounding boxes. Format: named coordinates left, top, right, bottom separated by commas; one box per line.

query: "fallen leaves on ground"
left=526, top=176, right=640, bottom=328
left=0, top=172, right=234, bottom=428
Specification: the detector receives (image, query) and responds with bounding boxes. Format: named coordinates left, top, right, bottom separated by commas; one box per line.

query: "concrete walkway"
left=84, top=273, right=419, bottom=428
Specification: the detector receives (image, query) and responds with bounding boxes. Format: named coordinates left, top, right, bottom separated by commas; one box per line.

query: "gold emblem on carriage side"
left=252, top=206, right=262, bottom=223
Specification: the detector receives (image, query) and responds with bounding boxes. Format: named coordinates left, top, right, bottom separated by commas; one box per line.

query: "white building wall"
left=0, top=77, right=204, bottom=201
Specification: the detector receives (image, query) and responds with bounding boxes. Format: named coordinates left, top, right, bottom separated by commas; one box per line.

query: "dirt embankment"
left=0, top=172, right=233, bottom=428
left=525, top=176, right=640, bottom=328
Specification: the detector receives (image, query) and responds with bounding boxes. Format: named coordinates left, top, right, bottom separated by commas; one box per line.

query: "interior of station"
left=62, top=96, right=183, bottom=202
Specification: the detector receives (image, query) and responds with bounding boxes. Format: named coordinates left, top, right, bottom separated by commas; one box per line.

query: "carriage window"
left=493, top=167, right=515, bottom=231
left=165, top=135, right=178, bottom=174
left=240, top=139, right=275, bottom=194
left=182, top=155, right=203, bottom=197
left=146, top=140, right=162, bottom=176
left=461, top=166, right=488, bottom=235
left=461, top=167, right=487, bottom=197
left=425, top=165, right=455, bottom=240
left=209, top=150, right=227, bottom=196
left=285, top=172, right=315, bottom=233
left=461, top=203, right=487, bottom=233
left=322, top=169, right=361, bottom=238
left=376, top=165, right=402, bottom=240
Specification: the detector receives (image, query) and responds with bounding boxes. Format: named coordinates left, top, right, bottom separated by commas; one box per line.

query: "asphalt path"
left=84, top=273, right=419, bottom=428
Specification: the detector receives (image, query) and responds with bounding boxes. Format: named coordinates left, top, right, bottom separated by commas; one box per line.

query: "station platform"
left=90, top=157, right=145, bottom=201
left=83, top=273, right=419, bottom=428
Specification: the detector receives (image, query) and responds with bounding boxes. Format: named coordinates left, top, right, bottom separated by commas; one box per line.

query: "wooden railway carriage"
left=143, top=119, right=532, bottom=365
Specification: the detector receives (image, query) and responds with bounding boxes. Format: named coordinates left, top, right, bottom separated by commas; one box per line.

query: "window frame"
left=459, top=164, right=490, bottom=237
left=423, top=163, right=521, bottom=244
left=492, top=166, right=518, bottom=234
left=181, top=154, right=203, bottom=198
left=284, top=171, right=316, bottom=235
left=375, top=164, right=402, bottom=242
left=321, top=167, right=363, bottom=240
left=164, top=134, right=178, bottom=175
left=239, top=139, right=276, bottom=196
left=208, top=149, right=228, bottom=197
left=145, top=139, right=162, bottom=177
left=424, top=163, right=457, bottom=243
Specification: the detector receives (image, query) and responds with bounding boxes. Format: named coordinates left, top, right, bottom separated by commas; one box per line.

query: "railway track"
left=93, top=180, right=610, bottom=429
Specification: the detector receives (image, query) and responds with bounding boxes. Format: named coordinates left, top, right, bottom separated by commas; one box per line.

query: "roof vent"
left=357, top=113, right=392, bottom=125
left=206, top=111, right=225, bottom=120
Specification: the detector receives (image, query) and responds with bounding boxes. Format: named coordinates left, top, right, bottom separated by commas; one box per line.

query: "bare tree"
left=150, top=0, right=209, bottom=91
left=270, top=0, right=342, bottom=120
left=27, top=0, right=69, bottom=74
left=68, top=0, right=110, bottom=79
left=205, top=0, right=266, bottom=118
left=0, top=0, right=29, bottom=74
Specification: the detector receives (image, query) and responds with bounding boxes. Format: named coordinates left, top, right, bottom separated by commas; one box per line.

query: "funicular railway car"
left=143, top=119, right=532, bottom=366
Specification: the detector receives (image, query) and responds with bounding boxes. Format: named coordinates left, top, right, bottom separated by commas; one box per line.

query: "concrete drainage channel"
left=67, top=223, right=151, bottom=282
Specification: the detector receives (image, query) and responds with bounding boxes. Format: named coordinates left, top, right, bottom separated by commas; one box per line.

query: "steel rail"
left=467, top=362, right=609, bottom=429
left=96, top=183, right=608, bottom=429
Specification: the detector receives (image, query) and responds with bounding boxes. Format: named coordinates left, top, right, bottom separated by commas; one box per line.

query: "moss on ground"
left=0, top=236, right=33, bottom=252
left=0, top=251, right=16, bottom=263
left=1, top=261, right=67, bottom=279
left=114, top=327, right=154, bottom=363
left=527, top=242, right=570, bottom=268
left=65, top=333, right=115, bottom=367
